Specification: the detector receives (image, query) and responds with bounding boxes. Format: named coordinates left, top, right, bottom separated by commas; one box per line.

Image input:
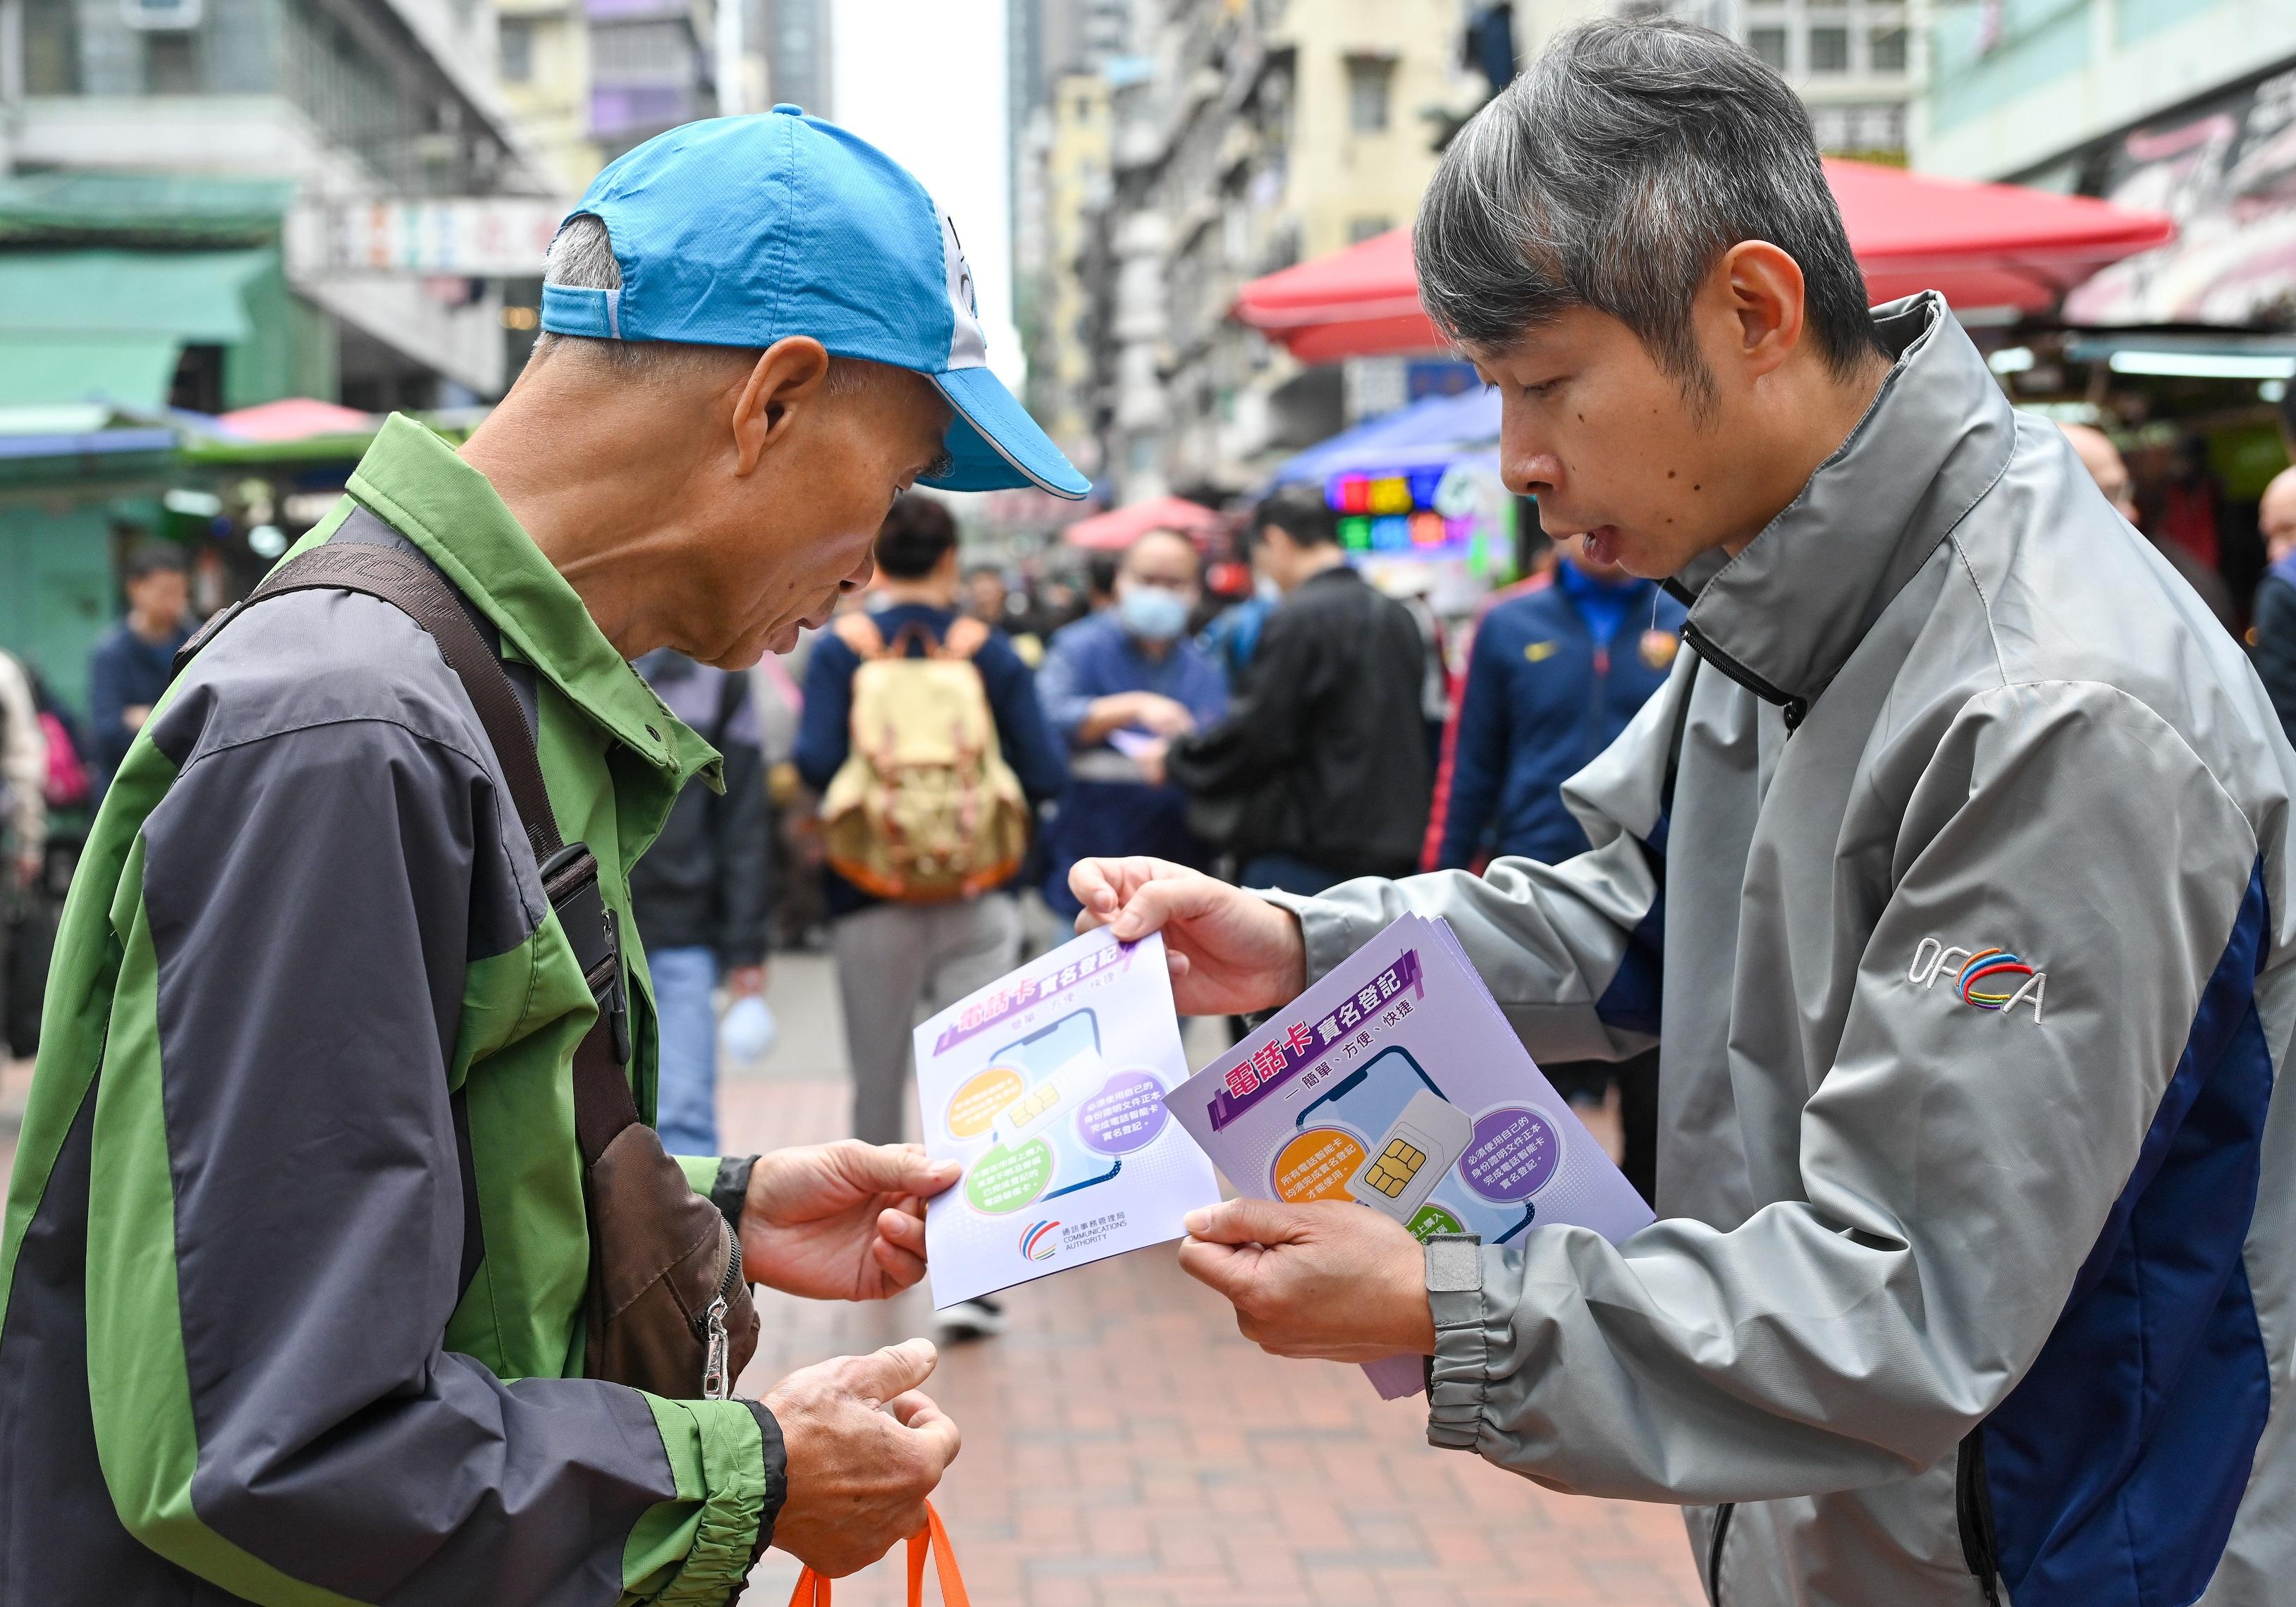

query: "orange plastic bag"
left=784, top=1502, right=969, bottom=1607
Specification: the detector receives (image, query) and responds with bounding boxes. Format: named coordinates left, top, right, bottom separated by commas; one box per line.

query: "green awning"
left=0, top=248, right=276, bottom=406
left=0, top=248, right=272, bottom=340
left=0, top=336, right=183, bottom=408
left=0, top=172, right=292, bottom=248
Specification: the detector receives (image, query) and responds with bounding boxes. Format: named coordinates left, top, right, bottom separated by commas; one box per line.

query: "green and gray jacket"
left=1275, top=295, right=2296, bottom=1606
left=0, top=416, right=780, bottom=1604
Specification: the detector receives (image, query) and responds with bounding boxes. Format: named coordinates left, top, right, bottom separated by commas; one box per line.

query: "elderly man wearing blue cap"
left=0, top=109, right=1086, bottom=1603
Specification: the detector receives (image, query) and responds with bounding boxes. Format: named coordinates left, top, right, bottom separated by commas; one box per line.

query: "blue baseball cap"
left=541, top=106, right=1088, bottom=500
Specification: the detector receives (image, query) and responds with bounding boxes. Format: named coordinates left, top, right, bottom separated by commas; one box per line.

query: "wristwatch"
left=1423, top=1232, right=1482, bottom=1395
left=1424, top=1230, right=1483, bottom=1293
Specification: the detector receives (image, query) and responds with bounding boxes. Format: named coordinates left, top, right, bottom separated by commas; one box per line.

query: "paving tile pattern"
left=725, top=1077, right=1707, bottom=1607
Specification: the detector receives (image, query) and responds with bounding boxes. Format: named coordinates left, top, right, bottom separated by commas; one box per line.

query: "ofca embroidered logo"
left=1908, top=938, right=2046, bottom=1022
left=1020, top=1221, right=1060, bottom=1261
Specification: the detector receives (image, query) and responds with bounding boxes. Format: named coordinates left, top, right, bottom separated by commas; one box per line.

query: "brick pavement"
left=725, top=1073, right=1706, bottom=1607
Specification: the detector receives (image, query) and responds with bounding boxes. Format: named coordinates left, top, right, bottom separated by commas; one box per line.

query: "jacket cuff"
left=1256, top=889, right=1368, bottom=989
left=1426, top=1249, right=1497, bottom=1451
left=711, top=1156, right=759, bottom=1235
left=651, top=1399, right=770, bottom=1606
left=741, top=1398, right=789, bottom=1559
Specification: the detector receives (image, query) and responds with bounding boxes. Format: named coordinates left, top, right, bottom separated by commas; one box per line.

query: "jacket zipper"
left=1956, top=1429, right=2003, bottom=1606
left=1706, top=1502, right=1734, bottom=1605
left=1681, top=622, right=1807, bottom=731
left=698, top=1221, right=742, bottom=1400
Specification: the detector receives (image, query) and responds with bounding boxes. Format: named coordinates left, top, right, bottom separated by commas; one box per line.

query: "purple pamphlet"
left=1164, top=914, right=1655, bottom=1398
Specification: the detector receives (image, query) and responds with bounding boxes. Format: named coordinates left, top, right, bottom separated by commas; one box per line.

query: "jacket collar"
left=1556, top=560, right=1653, bottom=606
left=1669, top=293, right=2018, bottom=714
left=345, top=414, right=718, bottom=789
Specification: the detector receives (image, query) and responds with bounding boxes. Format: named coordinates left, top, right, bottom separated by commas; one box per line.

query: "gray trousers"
left=831, top=893, right=1022, bottom=1145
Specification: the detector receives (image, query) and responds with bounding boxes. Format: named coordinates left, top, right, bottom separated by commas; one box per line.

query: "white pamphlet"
left=916, top=927, right=1222, bottom=1308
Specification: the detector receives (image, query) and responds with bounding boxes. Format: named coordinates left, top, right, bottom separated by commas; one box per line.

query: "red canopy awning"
left=1232, top=159, right=2178, bottom=362
left=1062, top=495, right=1226, bottom=551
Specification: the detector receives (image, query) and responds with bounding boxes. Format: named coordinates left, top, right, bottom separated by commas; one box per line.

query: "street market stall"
left=1232, top=158, right=2178, bottom=360
left=1267, top=387, right=1515, bottom=614
left=1060, top=494, right=1228, bottom=551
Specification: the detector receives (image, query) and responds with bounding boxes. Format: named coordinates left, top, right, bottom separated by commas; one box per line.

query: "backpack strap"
left=942, top=616, right=990, bottom=661
left=833, top=611, right=885, bottom=659
left=169, top=510, right=646, bottom=1197
left=883, top=622, right=939, bottom=661
left=177, top=532, right=562, bottom=862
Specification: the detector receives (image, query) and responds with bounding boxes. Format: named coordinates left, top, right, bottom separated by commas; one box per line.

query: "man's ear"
left=1714, top=240, right=1807, bottom=383
left=731, top=336, right=833, bottom=475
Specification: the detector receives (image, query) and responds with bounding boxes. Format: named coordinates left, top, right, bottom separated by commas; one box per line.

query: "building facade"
left=1019, top=0, right=1923, bottom=505
left=1019, top=0, right=1468, bottom=503
left=496, top=0, right=732, bottom=196
left=498, top=0, right=601, bottom=189
left=584, top=0, right=714, bottom=163
left=3, top=0, right=550, bottom=403
left=1916, top=0, right=2296, bottom=186
left=759, top=0, right=827, bottom=117
left=1019, top=66, right=1113, bottom=477
left=1619, top=0, right=1913, bottom=161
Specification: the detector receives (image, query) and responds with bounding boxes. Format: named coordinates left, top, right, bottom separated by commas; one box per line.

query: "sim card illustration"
left=990, top=1009, right=1100, bottom=1141
left=1002, top=1067, right=1081, bottom=1139
left=1347, top=1089, right=1474, bottom=1223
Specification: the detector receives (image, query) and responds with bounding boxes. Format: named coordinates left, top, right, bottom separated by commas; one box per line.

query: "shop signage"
left=285, top=198, right=575, bottom=280
left=1325, top=461, right=1487, bottom=556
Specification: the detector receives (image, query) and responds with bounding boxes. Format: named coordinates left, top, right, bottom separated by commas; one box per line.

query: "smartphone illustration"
left=988, top=1008, right=1124, bottom=1199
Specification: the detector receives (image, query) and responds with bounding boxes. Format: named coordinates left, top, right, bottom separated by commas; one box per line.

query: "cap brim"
left=923, top=367, right=1091, bottom=499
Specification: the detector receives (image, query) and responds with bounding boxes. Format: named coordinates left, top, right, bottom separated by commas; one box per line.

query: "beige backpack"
left=820, top=612, right=1031, bottom=902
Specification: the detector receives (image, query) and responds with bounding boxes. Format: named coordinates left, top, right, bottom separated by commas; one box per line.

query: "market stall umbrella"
left=1062, top=495, right=1227, bottom=551
left=216, top=397, right=376, bottom=443
left=1269, top=386, right=1499, bottom=487
left=1233, top=159, right=2178, bottom=362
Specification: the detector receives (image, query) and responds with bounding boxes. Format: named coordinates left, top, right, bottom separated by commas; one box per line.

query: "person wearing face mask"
left=1034, top=527, right=1228, bottom=921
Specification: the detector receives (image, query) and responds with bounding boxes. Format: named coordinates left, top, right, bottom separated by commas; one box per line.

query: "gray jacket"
left=1272, top=294, right=2296, bottom=1606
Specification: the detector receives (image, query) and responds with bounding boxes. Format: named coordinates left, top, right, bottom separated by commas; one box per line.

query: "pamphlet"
left=916, top=927, right=1222, bottom=1309
left=1164, top=913, right=1655, bottom=1398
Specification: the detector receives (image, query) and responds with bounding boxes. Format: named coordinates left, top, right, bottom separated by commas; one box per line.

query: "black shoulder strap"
left=176, top=522, right=561, bottom=863
left=711, top=664, right=751, bottom=747
left=173, top=512, right=645, bottom=1178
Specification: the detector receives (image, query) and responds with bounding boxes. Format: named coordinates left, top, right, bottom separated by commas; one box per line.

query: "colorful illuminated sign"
left=1327, top=463, right=1485, bottom=556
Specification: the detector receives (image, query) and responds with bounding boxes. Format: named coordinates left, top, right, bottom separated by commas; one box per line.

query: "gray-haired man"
left=1072, top=20, right=2296, bottom=1606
